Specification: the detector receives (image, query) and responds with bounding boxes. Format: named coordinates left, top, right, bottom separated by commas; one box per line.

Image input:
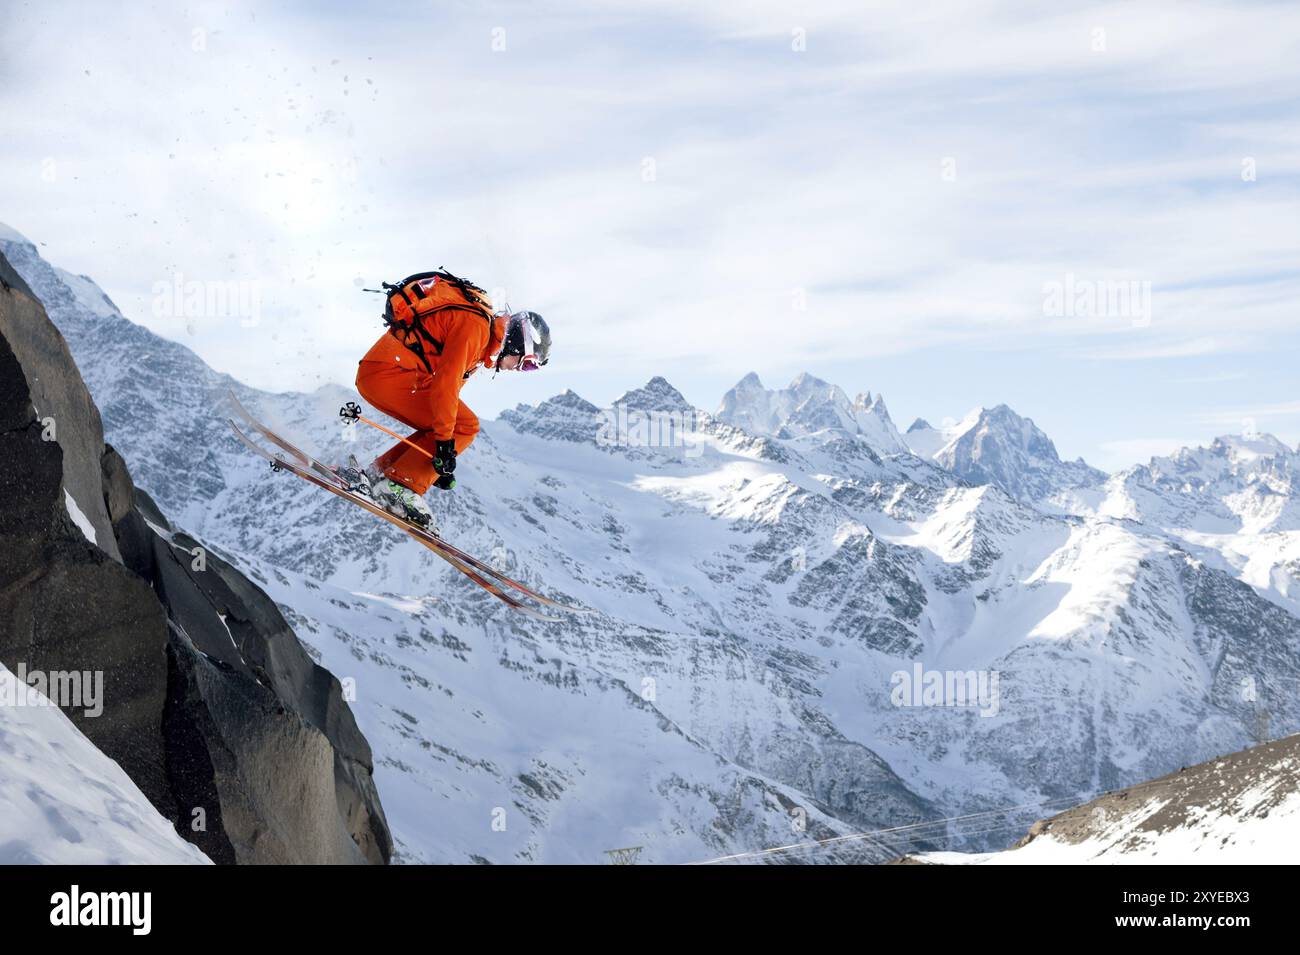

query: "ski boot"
left=370, top=477, right=436, bottom=530
left=335, top=456, right=436, bottom=531
left=335, top=455, right=381, bottom=494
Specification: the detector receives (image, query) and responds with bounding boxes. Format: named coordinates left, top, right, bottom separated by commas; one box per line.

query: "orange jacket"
left=360, top=311, right=505, bottom=442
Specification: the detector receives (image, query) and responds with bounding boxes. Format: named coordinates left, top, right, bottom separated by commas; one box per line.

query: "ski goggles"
left=495, top=312, right=549, bottom=371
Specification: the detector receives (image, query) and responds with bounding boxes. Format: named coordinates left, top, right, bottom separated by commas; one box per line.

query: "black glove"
left=432, top=439, right=457, bottom=477
left=433, top=474, right=457, bottom=491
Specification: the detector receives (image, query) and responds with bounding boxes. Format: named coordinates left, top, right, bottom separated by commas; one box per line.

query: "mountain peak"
left=546, top=388, right=601, bottom=414
left=1209, top=432, right=1295, bottom=460
left=788, top=371, right=833, bottom=394
left=614, top=376, right=694, bottom=413
left=497, top=388, right=604, bottom=443
left=1138, top=431, right=1300, bottom=504
left=858, top=391, right=889, bottom=417
left=904, top=403, right=1105, bottom=501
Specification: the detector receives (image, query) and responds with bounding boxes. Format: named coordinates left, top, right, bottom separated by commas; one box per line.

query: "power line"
left=687, top=742, right=1300, bottom=864
left=688, top=794, right=1083, bottom=865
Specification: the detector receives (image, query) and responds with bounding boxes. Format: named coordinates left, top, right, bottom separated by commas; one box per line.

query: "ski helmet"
left=497, top=311, right=551, bottom=371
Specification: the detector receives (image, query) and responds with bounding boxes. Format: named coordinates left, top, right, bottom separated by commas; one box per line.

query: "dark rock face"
left=0, top=251, right=391, bottom=864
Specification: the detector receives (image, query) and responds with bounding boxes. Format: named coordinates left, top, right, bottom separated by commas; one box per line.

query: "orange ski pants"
left=355, top=353, right=480, bottom=495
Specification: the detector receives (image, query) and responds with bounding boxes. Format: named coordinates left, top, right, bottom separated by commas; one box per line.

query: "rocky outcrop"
left=0, top=250, right=391, bottom=864
left=898, top=732, right=1300, bottom=864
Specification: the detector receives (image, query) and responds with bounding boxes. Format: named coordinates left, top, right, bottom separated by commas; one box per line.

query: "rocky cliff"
left=0, top=249, right=391, bottom=864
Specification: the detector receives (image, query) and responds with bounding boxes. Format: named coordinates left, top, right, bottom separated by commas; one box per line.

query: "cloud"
left=1165, top=371, right=1246, bottom=384
left=1196, top=401, right=1300, bottom=427
left=1080, top=336, right=1229, bottom=361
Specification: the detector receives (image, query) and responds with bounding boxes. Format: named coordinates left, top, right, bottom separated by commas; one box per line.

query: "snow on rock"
left=63, top=488, right=97, bottom=544
left=0, top=663, right=211, bottom=865
left=903, top=412, right=976, bottom=461
left=906, top=404, right=1106, bottom=503
left=52, top=267, right=123, bottom=321
left=615, top=375, right=696, bottom=414
left=717, top=371, right=908, bottom=453
left=500, top=389, right=604, bottom=445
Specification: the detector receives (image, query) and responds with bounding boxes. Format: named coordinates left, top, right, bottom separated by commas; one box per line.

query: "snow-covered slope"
left=7, top=222, right=1300, bottom=865
left=0, top=664, right=211, bottom=865
left=914, top=732, right=1300, bottom=864
left=1078, top=435, right=1300, bottom=620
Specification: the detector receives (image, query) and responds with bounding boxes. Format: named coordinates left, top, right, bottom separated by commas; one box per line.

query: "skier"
left=338, top=270, right=551, bottom=527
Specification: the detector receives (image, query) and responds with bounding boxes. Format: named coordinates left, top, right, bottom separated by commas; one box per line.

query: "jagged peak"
left=1145, top=431, right=1299, bottom=476
left=861, top=391, right=890, bottom=417
left=788, top=370, right=833, bottom=393
left=907, top=418, right=933, bottom=433
left=976, top=403, right=1027, bottom=427
left=614, top=376, right=694, bottom=413
left=1209, top=432, right=1294, bottom=457
left=715, top=369, right=905, bottom=450
left=515, top=389, right=601, bottom=416
left=547, top=388, right=601, bottom=413
left=961, top=404, right=1059, bottom=461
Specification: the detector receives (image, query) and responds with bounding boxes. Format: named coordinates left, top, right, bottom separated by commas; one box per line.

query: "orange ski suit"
left=356, top=311, right=505, bottom=494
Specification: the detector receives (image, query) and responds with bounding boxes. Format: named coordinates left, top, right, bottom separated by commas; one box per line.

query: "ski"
left=226, top=390, right=592, bottom=615
left=227, top=390, right=347, bottom=485
left=228, top=420, right=561, bottom=620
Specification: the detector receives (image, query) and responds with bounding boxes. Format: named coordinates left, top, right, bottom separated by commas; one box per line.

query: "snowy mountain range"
left=717, top=371, right=907, bottom=453
left=4, top=220, right=1299, bottom=864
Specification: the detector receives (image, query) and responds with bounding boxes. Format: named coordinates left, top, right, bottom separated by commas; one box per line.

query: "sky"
left=1, top=0, right=1298, bottom=471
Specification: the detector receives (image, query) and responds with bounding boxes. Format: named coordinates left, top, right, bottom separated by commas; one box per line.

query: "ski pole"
left=339, top=401, right=435, bottom=461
